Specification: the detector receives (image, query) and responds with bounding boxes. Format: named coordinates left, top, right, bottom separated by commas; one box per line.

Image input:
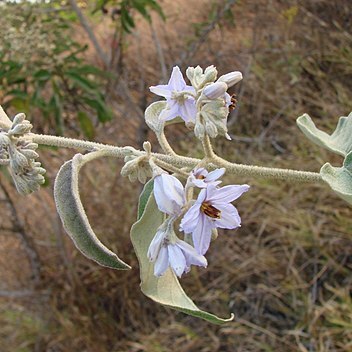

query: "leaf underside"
left=54, top=154, right=130, bottom=270
left=130, top=180, right=234, bottom=324
left=297, top=112, right=352, bottom=157
left=320, top=152, right=352, bottom=205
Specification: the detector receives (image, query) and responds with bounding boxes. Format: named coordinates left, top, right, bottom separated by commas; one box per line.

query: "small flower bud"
left=203, top=65, right=218, bottom=83
left=8, top=122, right=32, bottom=136
left=217, top=71, right=242, bottom=88
left=203, top=82, right=228, bottom=99
left=12, top=113, right=26, bottom=126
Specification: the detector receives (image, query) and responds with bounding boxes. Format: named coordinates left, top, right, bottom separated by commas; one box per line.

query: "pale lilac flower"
left=149, top=66, right=197, bottom=123
left=148, top=227, right=207, bottom=277
left=180, top=183, right=250, bottom=255
left=188, top=167, right=225, bottom=188
left=154, top=173, right=185, bottom=215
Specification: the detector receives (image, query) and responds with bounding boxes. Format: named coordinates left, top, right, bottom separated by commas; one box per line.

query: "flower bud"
left=217, top=71, right=242, bottom=88
left=12, top=113, right=26, bottom=126
left=203, top=82, right=228, bottom=99
left=203, top=65, right=218, bottom=84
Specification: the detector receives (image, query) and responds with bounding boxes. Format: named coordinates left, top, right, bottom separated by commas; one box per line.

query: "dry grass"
left=0, top=0, right=352, bottom=351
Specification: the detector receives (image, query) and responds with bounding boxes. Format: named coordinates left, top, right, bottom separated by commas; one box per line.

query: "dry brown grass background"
left=0, top=1, right=352, bottom=351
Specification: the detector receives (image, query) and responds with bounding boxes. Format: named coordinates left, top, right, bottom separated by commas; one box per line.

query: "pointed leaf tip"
left=130, top=180, right=234, bottom=324
left=54, top=154, right=131, bottom=270
left=297, top=112, right=352, bottom=157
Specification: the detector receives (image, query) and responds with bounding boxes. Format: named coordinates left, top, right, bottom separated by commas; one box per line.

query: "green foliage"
left=130, top=180, right=234, bottom=324
left=0, top=2, right=112, bottom=135
left=93, top=0, right=165, bottom=33
left=54, top=153, right=131, bottom=270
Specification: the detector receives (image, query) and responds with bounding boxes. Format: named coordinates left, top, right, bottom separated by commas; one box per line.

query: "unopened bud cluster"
left=0, top=113, right=45, bottom=195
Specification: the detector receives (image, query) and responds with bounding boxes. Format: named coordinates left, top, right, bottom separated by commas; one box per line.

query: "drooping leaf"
left=130, top=181, right=234, bottom=324
left=320, top=151, right=352, bottom=205
left=137, top=179, right=154, bottom=219
left=297, top=112, right=352, bottom=157
left=54, top=153, right=131, bottom=269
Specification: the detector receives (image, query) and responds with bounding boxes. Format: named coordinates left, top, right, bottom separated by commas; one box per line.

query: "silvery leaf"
left=320, top=151, right=352, bottom=205
left=297, top=112, right=352, bottom=157
left=54, top=153, right=131, bottom=270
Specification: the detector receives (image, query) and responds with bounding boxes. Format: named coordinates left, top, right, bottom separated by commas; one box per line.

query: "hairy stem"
left=156, top=130, right=177, bottom=156
left=31, top=133, right=323, bottom=183
left=201, top=134, right=216, bottom=158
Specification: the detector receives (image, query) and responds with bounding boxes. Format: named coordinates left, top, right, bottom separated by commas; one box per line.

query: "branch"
left=68, top=0, right=110, bottom=67
left=31, top=133, right=323, bottom=183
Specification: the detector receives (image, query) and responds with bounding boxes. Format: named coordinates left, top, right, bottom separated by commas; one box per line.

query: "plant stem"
left=201, top=134, right=216, bottom=158
left=31, top=133, right=323, bottom=183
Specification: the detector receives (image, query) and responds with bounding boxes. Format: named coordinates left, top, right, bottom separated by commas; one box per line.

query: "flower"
left=148, top=225, right=207, bottom=277
left=149, top=66, right=197, bottom=123
left=188, top=167, right=225, bottom=188
left=154, top=173, right=185, bottom=215
left=180, top=183, right=250, bottom=255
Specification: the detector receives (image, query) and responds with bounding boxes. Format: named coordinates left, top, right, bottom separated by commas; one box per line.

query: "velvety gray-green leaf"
left=320, top=152, right=352, bottom=205
left=54, top=154, right=131, bottom=269
left=130, top=185, right=234, bottom=324
left=137, top=179, right=154, bottom=219
left=145, top=101, right=183, bottom=134
left=297, top=112, right=352, bottom=156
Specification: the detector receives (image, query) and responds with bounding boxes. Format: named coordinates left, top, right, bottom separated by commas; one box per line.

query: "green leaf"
left=54, top=153, right=131, bottom=270
left=77, top=111, right=95, bottom=139
left=297, top=112, right=352, bottom=157
left=320, top=151, right=352, bottom=205
left=137, top=179, right=154, bottom=219
left=130, top=183, right=234, bottom=324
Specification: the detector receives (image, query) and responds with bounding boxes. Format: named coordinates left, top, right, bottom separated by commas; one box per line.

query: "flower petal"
left=179, top=99, right=197, bottom=123
left=169, top=66, right=186, bottom=91
left=180, top=201, right=202, bottom=233
left=149, top=84, right=172, bottom=98
left=147, top=228, right=166, bottom=262
left=168, top=244, right=186, bottom=277
left=154, top=174, right=185, bottom=215
left=159, top=100, right=181, bottom=122
left=177, top=240, right=207, bottom=268
left=192, top=214, right=213, bottom=255
left=207, top=184, right=250, bottom=204
left=154, top=246, right=169, bottom=277
left=205, top=168, right=225, bottom=182
left=215, top=203, right=241, bottom=229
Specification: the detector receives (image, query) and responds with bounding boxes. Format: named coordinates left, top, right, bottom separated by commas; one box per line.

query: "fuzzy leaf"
left=145, top=101, right=183, bottom=134
left=130, top=181, right=234, bottom=324
left=0, top=105, right=12, bottom=128
left=54, top=154, right=131, bottom=269
left=320, top=152, right=352, bottom=205
left=297, top=112, right=352, bottom=157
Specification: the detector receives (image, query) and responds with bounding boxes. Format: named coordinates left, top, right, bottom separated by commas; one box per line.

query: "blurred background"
left=0, top=0, right=351, bottom=351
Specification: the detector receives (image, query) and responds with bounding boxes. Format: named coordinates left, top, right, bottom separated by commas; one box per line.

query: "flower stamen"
left=201, top=202, right=221, bottom=219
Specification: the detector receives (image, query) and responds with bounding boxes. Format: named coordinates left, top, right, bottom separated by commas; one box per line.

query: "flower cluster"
left=0, top=112, right=46, bottom=195
left=150, top=65, right=242, bottom=140
left=148, top=169, right=249, bottom=277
